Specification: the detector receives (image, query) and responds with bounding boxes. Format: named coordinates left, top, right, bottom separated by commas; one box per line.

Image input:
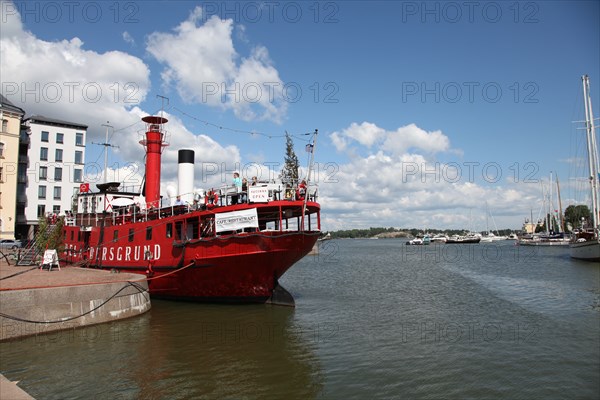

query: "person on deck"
left=297, top=179, right=307, bottom=200
left=232, top=171, right=242, bottom=204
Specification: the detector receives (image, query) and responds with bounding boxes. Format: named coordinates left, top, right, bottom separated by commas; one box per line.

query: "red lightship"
left=61, top=116, right=321, bottom=305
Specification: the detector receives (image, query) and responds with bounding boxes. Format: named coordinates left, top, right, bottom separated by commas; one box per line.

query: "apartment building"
left=0, top=94, right=26, bottom=240
left=16, top=115, right=87, bottom=239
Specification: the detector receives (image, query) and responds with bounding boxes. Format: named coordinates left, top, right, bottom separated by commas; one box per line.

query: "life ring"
left=205, top=191, right=219, bottom=208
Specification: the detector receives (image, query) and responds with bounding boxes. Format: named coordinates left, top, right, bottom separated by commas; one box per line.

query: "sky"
left=1, top=0, right=599, bottom=231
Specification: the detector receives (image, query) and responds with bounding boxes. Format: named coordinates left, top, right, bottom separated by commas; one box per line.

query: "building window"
left=53, top=205, right=60, bottom=215
left=76, top=132, right=84, bottom=146
left=41, top=131, right=49, bottom=142
left=75, top=151, right=83, bottom=164
left=1, top=119, right=7, bottom=132
left=56, top=133, right=64, bottom=144
left=0, top=142, right=4, bottom=157
left=39, top=166, right=47, bottom=180
left=37, top=205, right=46, bottom=218
left=0, top=167, right=3, bottom=182
left=38, top=185, right=46, bottom=199
left=54, top=167, right=62, bottom=181
left=55, top=149, right=63, bottom=162
left=74, top=169, right=83, bottom=183
left=40, top=147, right=48, bottom=161
left=53, top=186, right=61, bottom=200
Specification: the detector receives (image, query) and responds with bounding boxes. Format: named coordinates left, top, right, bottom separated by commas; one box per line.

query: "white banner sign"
left=248, top=187, right=269, bottom=203
left=215, top=208, right=259, bottom=233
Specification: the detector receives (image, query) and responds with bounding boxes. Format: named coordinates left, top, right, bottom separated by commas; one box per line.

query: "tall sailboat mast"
left=556, top=174, right=565, bottom=233
left=582, top=75, right=599, bottom=232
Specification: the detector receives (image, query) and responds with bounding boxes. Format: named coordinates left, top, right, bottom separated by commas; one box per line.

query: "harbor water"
left=1, top=240, right=598, bottom=399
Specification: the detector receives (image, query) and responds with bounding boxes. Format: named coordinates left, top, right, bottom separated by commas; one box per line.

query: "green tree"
left=280, top=132, right=299, bottom=187
left=564, top=204, right=591, bottom=231
left=535, top=214, right=560, bottom=233
left=36, top=216, right=65, bottom=253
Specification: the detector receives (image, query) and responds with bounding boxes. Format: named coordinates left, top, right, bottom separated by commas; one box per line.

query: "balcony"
left=19, top=155, right=28, bottom=165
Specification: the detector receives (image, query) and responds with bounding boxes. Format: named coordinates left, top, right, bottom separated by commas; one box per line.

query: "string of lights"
left=92, top=104, right=316, bottom=166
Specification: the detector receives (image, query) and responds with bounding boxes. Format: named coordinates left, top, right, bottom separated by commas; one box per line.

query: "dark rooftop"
left=25, top=115, right=88, bottom=130
left=0, top=93, right=25, bottom=116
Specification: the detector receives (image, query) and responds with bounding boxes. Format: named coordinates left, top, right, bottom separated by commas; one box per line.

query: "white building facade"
left=18, top=116, right=87, bottom=239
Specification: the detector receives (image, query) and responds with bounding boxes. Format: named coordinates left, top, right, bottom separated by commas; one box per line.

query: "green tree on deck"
left=564, top=205, right=591, bottom=231
left=280, top=132, right=299, bottom=186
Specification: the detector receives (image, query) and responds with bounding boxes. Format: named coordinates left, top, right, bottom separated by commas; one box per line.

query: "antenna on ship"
left=157, top=94, right=169, bottom=119
left=93, top=122, right=119, bottom=183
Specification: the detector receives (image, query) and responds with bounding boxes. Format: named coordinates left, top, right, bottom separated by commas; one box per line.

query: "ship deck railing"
left=72, top=197, right=320, bottom=232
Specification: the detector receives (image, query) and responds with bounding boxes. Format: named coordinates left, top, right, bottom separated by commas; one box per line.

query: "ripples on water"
left=1, top=240, right=598, bottom=399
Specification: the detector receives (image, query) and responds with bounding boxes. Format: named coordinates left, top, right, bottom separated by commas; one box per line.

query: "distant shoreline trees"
left=326, top=227, right=516, bottom=239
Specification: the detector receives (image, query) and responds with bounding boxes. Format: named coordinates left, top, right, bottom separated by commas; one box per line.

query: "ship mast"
left=93, top=122, right=118, bottom=183
left=301, top=129, right=318, bottom=230
left=582, top=75, right=600, bottom=234
left=556, top=174, right=565, bottom=233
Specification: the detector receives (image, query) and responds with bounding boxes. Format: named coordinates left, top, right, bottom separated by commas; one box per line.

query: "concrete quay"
left=0, top=373, right=34, bottom=399
left=0, top=260, right=151, bottom=341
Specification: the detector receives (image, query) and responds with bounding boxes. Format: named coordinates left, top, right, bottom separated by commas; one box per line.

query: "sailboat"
left=518, top=173, right=570, bottom=246
left=480, top=203, right=508, bottom=242
left=570, top=75, right=600, bottom=261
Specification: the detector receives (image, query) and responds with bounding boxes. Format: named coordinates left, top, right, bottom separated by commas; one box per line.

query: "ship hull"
left=145, top=233, right=318, bottom=302
left=61, top=201, right=321, bottom=303
left=569, top=239, right=600, bottom=262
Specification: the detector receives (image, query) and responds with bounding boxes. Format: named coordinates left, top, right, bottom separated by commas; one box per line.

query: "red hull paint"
left=62, top=201, right=320, bottom=303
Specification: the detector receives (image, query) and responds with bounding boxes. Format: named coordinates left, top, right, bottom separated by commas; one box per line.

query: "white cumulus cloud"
left=331, top=121, right=452, bottom=156
left=146, top=6, right=287, bottom=123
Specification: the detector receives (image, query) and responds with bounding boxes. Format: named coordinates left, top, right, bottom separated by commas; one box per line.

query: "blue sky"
left=2, top=1, right=599, bottom=230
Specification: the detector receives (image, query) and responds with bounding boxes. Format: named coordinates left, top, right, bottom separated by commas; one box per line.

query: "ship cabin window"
left=63, top=229, right=67, bottom=240
left=71, top=230, right=74, bottom=241
left=146, top=226, right=152, bottom=240
left=128, top=228, right=135, bottom=242
left=187, top=217, right=199, bottom=239
left=166, top=223, right=172, bottom=238
left=113, top=230, right=118, bottom=242
left=175, top=221, right=183, bottom=240
left=78, top=232, right=82, bottom=241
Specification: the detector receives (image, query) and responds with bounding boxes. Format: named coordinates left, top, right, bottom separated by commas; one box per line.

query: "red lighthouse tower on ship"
left=139, top=116, right=169, bottom=208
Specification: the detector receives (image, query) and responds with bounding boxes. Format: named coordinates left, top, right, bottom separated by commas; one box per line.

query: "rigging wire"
left=172, top=107, right=314, bottom=142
